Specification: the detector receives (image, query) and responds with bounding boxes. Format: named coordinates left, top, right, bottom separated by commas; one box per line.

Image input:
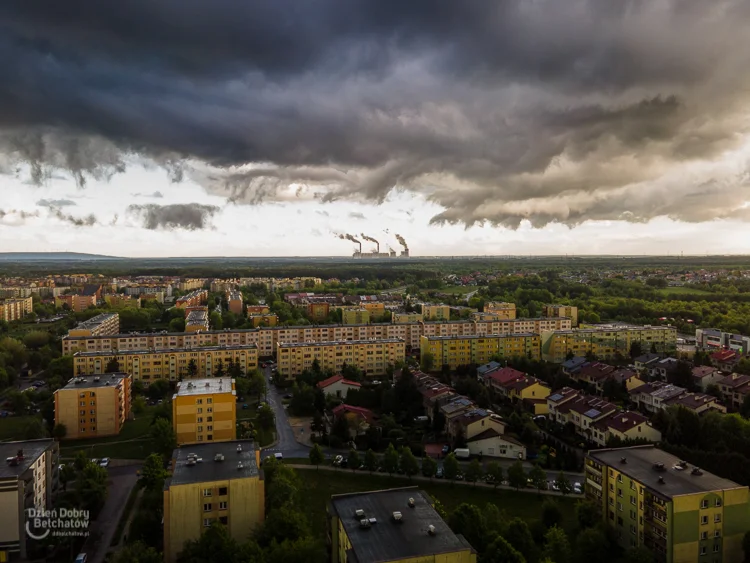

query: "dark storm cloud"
left=1, top=0, right=750, bottom=227
left=37, top=198, right=76, bottom=208
left=127, top=203, right=219, bottom=230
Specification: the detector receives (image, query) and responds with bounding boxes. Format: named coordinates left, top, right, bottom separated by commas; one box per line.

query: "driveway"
left=261, top=366, right=310, bottom=459
left=81, top=463, right=141, bottom=563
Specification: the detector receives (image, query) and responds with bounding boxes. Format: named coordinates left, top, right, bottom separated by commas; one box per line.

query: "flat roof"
left=588, top=446, right=744, bottom=497
left=73, top=344, right=257, bottom=357
left=551, top=326, right=675, bottom=334
left=175, top=378, right=235, bottom=397
left=329, top=488, right=474, bottom=563
left=0, top=440, right=54, bottom=480
left=423, top=333, right=538, bottom=340
left=279, top=338, right=405, bottom=348
left=168, top=440, right=259, bottom=487
left=61, top=373, right=130, bottom=390
left=75, top=312, right=118, bottom=329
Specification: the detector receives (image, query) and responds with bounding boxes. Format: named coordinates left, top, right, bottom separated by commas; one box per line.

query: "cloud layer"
left=1, top=0, right=750, bottom=227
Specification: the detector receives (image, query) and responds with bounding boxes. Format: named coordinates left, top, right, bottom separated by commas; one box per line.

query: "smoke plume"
left=49, top=208, right=97, bottom=227
left=360, top=234, right=379, bottom=251
left=127, top=203, right=220, bottom=230
left=336, top=233, right=361, bottom=245
left=36, top=198, right=76, bottom=208
left=395, top=234, right=409, bottom=251
left=0, top=209, right=40, bottom=223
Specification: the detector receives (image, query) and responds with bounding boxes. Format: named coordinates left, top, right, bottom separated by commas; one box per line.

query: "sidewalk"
left=286, top=464, right=584, bottom=498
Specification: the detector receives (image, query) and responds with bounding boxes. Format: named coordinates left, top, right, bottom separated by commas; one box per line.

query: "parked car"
left=242, top=404, right=249, bottom=410
left=99, top=458, right=110, bottom=468
left=74, top=554, right=87, bottom=563
left=333, top=455, right=343, bottom=466
left=441, top=445, right=450, bottom=455
left=435, top=467, right=444, bottom=479
left=91, top=458, right=99, bottom=466
left=573, top=482, right=583, bottom=494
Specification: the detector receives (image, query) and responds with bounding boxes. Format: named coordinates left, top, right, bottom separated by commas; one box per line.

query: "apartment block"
left=67, top=312, right=120, bottom=338
left=277, top=338, right=406, bottom=381
left=483, top=302, right=517, bottom=320
left=104, top=294, right=141, bottom=309
left=361, top=302, right=385, bottom=318
left=176, top=289, right=208, bottom=309
left=420, top=334, right=541, bottom=370
left=177, top=279, right=205, bottom=292
left=306, top=302, right=330, bottom=321
left=328, top=487, right=477, bottom=563
left=541, top=325, right=677, bottom=363
left=172, top=378, right=236, bottom=445
left=421, top=304, right=450, bottom=321
left=245, top=305, right=270, bottom=315
left=0, top=440, right=59, bottom=561
left=543, top=304, right=579, bottom=326
left=227, top=291, right=243, bottom=316
left=55, top=294, right=97, bottom=313
left=0, top=297, right=34, bottom=322
left=342, top=309, right=370, bottom=325
left=164, top=441, right=264, bottom=562
left=247, top=314, right=278, bottom=327
left=186, top=308, right=210, bottom=332
left=54, top=373, right=132, bottom=439
left=585, top=446, right=750, bottom=563
left=73, top=345, right=258, bottom=382
left=392, top=312, right=423, bottom=323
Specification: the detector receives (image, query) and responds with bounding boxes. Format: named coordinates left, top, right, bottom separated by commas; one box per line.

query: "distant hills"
left=0, top=252, right=118, bottom=261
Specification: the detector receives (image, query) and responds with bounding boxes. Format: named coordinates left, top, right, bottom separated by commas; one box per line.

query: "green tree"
left=347, top=448, right=361, bottom=472
left=529, top=463, right=547, bottom=493
left=507, top=461, right=527, bottom=490
left=214, top=359, right=225, bottom=378
left=503, top=517, right=536, bottom=563
left=309, top=443, right=324, bottom=470
left=543, top=526, right=572, bottom=563
left=23, top=418, right=48, bottom=439
left=575, top=500, right=600, bottom=529
left=147, top=378, right=171, bottom=401
left=449, top=503, right=488, bottom=553
left=383, top=443, right=399, bottom=476
left=741, top=394, right=750, bottom=419
left=486, top=461, right=503, bottom=488
left=265, top=536, right=326, bottom=563
left=399, top=447, right=419, bottom=480
left=575, top=527, right=609, bottom=562
left=23, top=331, right=49, bottom=350
left=625, top=546, right=655, bottom=563
left=52, top=423, right=67, bottom=440
left=363, top=449, right=378, bottom=474
left=177, top=521, right=247, bottom=562
left=150, top=417, right=177, bottom=458
left=443, top=452, right=459, bottom=483
left=7, top=389, right=29, bottom=414
left=420, top=352, right=435, bottom=372
left=421, top=456, right=437, bottom=480
left=248, top=370, right=266, bottom=400
left=555, top=471, right=573, bottom=495
left=743, top=531, right=750, bottom=563
left=629, top=341, right=643, bottom=359
left=483, top=535, right=526, bottom=563
left=105, top=357, right=120, bottom=373
left=209, top=311, right=223, bottom=330
left=111, top=541, right=163, bottom=563
left=541, top=499, right=563, bottom=529
left=465, top=458, right=482, bottom=486
left=140, top=454, right=168, bottom=492
left=169, top=317, right=186, bottom=332
left=75, top=462, right=109, bottom=515
left=258, top=505, right=310, bottom=546
left=133, top=396, right=147, bottom=414
left=187, top=359, right=198, bottom=378
left=257, top=404, right=276, bottom=431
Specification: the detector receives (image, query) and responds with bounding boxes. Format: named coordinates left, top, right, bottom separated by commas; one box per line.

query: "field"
left=439, top=285, right=481, bottom=295
left=0, top=414, right=44, bottom=441
left=294, top=468, right=578, bottom=538
left=656, top=286, right=715, bottom=296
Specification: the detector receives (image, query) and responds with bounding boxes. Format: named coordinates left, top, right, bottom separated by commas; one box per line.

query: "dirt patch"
left=288, top=416, right=313, bottom=447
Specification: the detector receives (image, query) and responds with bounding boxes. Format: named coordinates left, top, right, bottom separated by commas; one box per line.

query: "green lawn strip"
left=655, top=287, right=714, bottom=296
left=0, top=415, right=44, bottom=440
left=294, top=468, right=577, bottom=538
left=111, top=484, right=142, bottom=546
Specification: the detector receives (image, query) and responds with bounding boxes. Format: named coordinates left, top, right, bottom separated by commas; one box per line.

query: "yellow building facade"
left=361, top=302, right=385, bottom=318
left=67, top=312, right=120, bottom=337
left=104, top=294, right=141, bottom=309
left=484, top=302, right=517, bottom=320
left=248, top=314, right=278, bottom=327
left=73, top=345, right=258, bottom=382
left=54, top=373, right=132, bottom=439
left=172, top=378, right=236, bottom=445
left=392, top=312, right=423, bottom=323
left=541, top=326, right=677, bottom=363
left=420, top=334, right=541, bottom=370
left=342, top=309, right=371, bottom=325
left=586, top=446, right=750, bottom=563
left=277, top=338, right=406, bottom=381
left=543, top=304, right=579, bottom=326
left=422, top=304, right=451, bottom=321
left=0, top=297, right=33, bottom=322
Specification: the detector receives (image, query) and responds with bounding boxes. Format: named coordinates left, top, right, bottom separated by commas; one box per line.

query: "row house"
left=650, top=357, right=679, bottom=382
left=630, top=381, right=726, bottom=415
left=691, top=366, right=723, bottom=391
left=567, top=361, right=645, bottom=394
left=633, top=353, right=663, bottom=375
left=502, top=376, right=551, bottom=415
left=711, top=349, right=742, bottom=372
left=590, top=411, right=662, bottom=447
left=718, top=373, right=750, bottom=411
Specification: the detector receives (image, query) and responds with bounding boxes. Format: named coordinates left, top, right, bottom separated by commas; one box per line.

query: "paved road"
left=83, top=463, right=141, bottom=563
left=261, top=366, right=310, bottom=460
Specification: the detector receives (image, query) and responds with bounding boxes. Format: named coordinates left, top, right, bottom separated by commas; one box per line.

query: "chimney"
left=408, top=498, right=415, bottom=508
left=428, top=525, right=436, bottom=536
left=620, top=457, right=627, bottom=464
left=658, top=476, right=665, bottom=484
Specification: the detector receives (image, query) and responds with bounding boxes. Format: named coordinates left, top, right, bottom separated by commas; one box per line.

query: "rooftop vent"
left=653, top=462, right=666, bottom=472
left=658, top=476, right=665, bottom=484
left=368, top=518, right=377, bottom=525
left=186, top=458, right=196, bottom=466
left=206, top=382, right=210, bottom=387
left=93, top=376, right=100, bottom=382
left=214, top=454, right=225, bottom=462
left=237, top=462, right=244, bottom=470
left=408, top=498, right=415, bottom=508
left=620, top=457, right=627, bottom=464
left=428, top=525, right=436, bottom=536
left=111, top=374, right=116, bottom=379
left=359, top=519, right=371, bottom=529
left=691, top=467, right=704, bottom=476
left=237, top=444, right=242, bottom=453
left=355, top=509, right=365, bottom=518
left=392, top=511, right=403, bottom=522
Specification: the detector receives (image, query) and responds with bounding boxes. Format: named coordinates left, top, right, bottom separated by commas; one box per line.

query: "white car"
left=573, top=482, right=583, bottom=494
left=99, top=458, right=111, bottom=468
left=333, top=455, right=343, bottom=467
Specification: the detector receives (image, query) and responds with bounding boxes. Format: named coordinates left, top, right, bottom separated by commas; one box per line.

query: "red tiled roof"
left=578, top=363, right=615, bottom=381
left=332, top=404, right=374, bottom=423
left=317, top=375, right=361, bottom=389
left=711, top=349, right=739, bottom=362
left=486, top=367, right=525, bottom=385
left=605, top=411, right=649, bottom=433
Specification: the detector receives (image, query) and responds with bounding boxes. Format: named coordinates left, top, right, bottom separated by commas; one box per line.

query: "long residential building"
left=67, top=312, right=120, bottom=338
left=277, top=339, right=406, bottom=381
left=62, top=317, right=572, bottom=356
left=54, top=373, right=132, bottom=439
left=0, top=297, right=33, bottom=322
left=541, top=325, right=678, bottom=363
left=73, top=345, right=258, bottom=382
left=420, top=333, right=541, bottom=369
left=586, top=445, right=750, bottom=563
left=176, top=289, right=208, bottom=309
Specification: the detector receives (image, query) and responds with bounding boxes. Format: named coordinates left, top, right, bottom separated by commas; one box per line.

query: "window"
left=701, top=532, right=708, bottom=540
left=197, top=417, right=203, bottom=423
left=618, top=488, right=623, bottom=497
left=203, top=518, right=212, bottom=527
left=197, top=408, right=203, bottom=414
left=630, top=510, right=636, bottom=520
left=701, top=500, right=709, bottom=509
left=219, top=516, right=228, bottom=525
left=630, top=496, right=636, bottom=505
left=630, top=524, right=636, bottom=535
left=219, top=501, right=227, bottom=510
left=630, top=482, right=635, bottom=490
left=617, top=502, right=623, bottom=512
left=714, top=531, right=721, bottom=538
left=219, top=487, right=228, bottom=496
left=713, top=545, right=719, bottom=553
left=714, top=514, right=721, bottom=523
left=609, top=484, right=615, bottom=492
left=701, top=516, right=709, bottom=525
left=617, top=517, right=623, bottom=526
left=203, top=488, right=212, bottom=497
left=207, top=398, right=213, bottom=404
left=715, top=499, right=722, bottom=507
left=701, top=547, right=707, bottom=556
left=617, top=475, right=623, bottom=483
left=196, top=399, right=203, bottom=404
left=203, top=503, right=212, bottom=512
left=197, top=426, right=203, bottom=432
left=207, top=407, right=213, bottom=413
left=207, top=416, right=213, bottom=422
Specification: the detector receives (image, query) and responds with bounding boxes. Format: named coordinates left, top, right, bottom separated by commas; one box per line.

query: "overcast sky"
left=1, top=0, right=750, bottom=257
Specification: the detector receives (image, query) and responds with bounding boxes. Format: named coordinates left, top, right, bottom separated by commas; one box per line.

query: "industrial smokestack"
left=395, top=234, right=408, bottom=251
left=361, top=234, right=379, bottom=253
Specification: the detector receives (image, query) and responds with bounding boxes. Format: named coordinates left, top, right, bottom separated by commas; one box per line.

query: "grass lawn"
left=0, top=414, right=44, bottom=441
left=439, top=285, right=480, bottom=295
left=294, top=468, right=577, bottom=538
left=656, top=286, right=714, bottom=296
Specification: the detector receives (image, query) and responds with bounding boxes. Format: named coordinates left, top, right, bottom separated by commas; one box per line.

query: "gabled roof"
left=634, top=353, right=662, bottom=365
left=504, top=376, right=547, bottom=392
left=317, top=375, right=361, bottom=389
left=718, top=373, right=750, bottom=389
left=547, top=387, right=580, bottom=405
left=332, top=404, right=374, bottom=424
left=476, top=361, right=502, bottom=376
left=578, top=362, right=615, bottom=381
left=711, top=349, right=740, bottom=362
left=485, top=367, right=525, bottom=386
left=610, top=368, right=638, bottom=384
left=604, top=411, right=650, bottom=433
left=691, top=366, right=719, bottom=379
left=562, top=356, right=588, bottom=371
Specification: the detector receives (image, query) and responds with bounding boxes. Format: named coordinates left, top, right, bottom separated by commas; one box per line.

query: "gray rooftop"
left=62, top=373, right=130, bottom=390
left=423, top=333, right=537, bottom=341
left=175, top=378, right=235, bottom=397
left=0, top=440, right=55, bottom=480
left=75, top=312, right=118, bottom=329
left=73, top=344, right=257, bottom=357
left=168, top=440, right=259, bottom=487
left=279, top=338, right=404, bottom=348
left=330, top=488, right=474, bottom=563
left=588, top=446, right=744, bottom=497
